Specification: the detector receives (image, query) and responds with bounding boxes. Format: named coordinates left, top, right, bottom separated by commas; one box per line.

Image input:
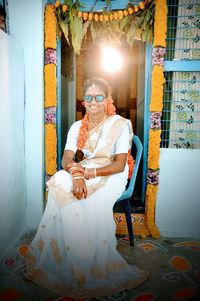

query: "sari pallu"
left=24, top=115, right=148, bottom=299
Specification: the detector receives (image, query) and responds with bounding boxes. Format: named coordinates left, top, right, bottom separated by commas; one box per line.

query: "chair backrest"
left=116, top=135, right=143, bottom=202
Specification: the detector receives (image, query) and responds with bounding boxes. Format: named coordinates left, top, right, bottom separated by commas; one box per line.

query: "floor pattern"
left=0, top=233, right=200, bottom=301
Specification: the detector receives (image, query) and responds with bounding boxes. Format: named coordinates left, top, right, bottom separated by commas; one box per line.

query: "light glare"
left=102, top=47, right=122, bottom=73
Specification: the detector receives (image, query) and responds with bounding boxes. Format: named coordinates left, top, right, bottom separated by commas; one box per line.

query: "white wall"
left=0, top=30, right=26, bottom=255
left=156, top=149, right=200, bottom=238
left=8, top=0, right=45, bottom=230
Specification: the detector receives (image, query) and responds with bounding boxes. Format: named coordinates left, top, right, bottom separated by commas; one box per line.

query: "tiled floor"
left=0, top=232, right=200, bottom=301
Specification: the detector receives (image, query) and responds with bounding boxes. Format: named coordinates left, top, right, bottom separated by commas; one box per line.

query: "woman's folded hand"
left=72, top=178, right=87, bottom=200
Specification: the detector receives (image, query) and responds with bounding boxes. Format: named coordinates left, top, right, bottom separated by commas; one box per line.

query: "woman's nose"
left=91, top=97, right=96, bottom=103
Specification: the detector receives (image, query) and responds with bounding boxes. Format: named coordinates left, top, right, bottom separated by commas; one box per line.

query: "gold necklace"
left=87, top=115, right=107, bottom=153
left=89, top=114, right=106, bottom=129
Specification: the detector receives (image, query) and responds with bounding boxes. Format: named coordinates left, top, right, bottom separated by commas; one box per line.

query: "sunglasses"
left=83, top=94, right=106, bottom=102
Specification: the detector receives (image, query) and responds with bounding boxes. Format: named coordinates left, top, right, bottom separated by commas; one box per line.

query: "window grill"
left=161, top=0, right=200, bottom=149
left=161, top=71, right=200, bottom=148
left=165, top=0, right=200, bottom=61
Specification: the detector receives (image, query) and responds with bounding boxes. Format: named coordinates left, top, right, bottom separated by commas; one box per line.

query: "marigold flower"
left=77, top=11, right=82, bottom=18
left=77, top=98, right=116, bottom=150
left=45, top=5, right=57, bottom=49
left=153, top=0, right=167, bottom=47
left=103, top=14, right=109, bottom=21
left=127, top=151, right=134, bottom=179
left=109, top=14, right=114, bottom=21
left=134, top=5, right=139, bottom=12
left=118, top=10, right=123, bottom=20
left=45, top=124, right=57, bottom=175
left=113, top=12, right=118, bottom=20
left=150, top=65, right=165, bottom=111
left=77, top=113, right=89, bottom=150
left=62, top=5, right=68, bottom=12
left=94, top=13, right=99, bottom=21
left=99, top=14, right=103, bottom=22
left=44, top=65, right=57, bottom=107
left=83, top=12, right=88, bottom=20
left=148, top=130, right=161, bottom=169
left=139, top=2, right=145, bottom=10
left=88, top=12, right=93, bottom=21
left=123, top=9, right=128, bottom=16
left=55, top=0, right=60, bottom=8
left=128, top=7, right=133, bottom=15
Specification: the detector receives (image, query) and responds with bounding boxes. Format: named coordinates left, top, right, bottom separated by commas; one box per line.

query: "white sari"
left=25, top=115, right=148, bottom=299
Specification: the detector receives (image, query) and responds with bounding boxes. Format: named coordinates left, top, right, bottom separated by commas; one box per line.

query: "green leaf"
left=83, top=20, right=90, bottom=35
left=146, top=29, right=153, bottom=43
left=60, top=19, right=70, bottom=45
left=126, top=23, right=136, bottom=46
left=70, top=15, right=84, bottom=54
left=119, top=15, right=130, bottom=32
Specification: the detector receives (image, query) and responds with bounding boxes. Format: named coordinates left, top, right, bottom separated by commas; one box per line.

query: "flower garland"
left=55, top=0, right=149, bottom=20
left=76, top=99, right=134, bottom=179
left=77, top=97, right=116, bottom=149
left=44, top=5, right=57, bottom=182
left=145, top=0, right=167, bottom=238
left=54, top=0, right=154, bottom=54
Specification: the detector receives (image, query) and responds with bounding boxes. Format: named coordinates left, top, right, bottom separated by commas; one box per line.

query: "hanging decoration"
left=145, top=0, right=167, bottom=238
left=53, top=0, right=154, bottom=54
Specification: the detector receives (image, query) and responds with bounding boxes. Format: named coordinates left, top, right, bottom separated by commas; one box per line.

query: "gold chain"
left=87, top=115, right=107, bottom=153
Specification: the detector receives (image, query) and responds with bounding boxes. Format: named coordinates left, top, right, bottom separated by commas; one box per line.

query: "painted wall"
left=0, top=30, right=26, bottom=255
left=156, top=149, right=200, bottom=238
left=8, top=0, right=45, bottom=230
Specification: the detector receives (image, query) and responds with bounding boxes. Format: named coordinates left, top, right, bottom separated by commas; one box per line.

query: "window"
left=161, top=0, right=200, bottom=149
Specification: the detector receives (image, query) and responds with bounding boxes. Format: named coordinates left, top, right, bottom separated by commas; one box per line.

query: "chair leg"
left=122, top=199, right=134, bottom=246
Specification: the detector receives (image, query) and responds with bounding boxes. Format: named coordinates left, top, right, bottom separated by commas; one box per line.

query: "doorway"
left=59, top=35, right=149, bottom=212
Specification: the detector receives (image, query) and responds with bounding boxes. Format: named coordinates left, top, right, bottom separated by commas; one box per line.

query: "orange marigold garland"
left=77, top=97, right=134, bottom=178
left=44, top=5, right=57, bottom=49
left=150, top=65, right=165, bottom=112
left=54, top=0, right=150, bottom=21
left=53, top=1, right=154, bottom=54
left=44, top=64, right=57, bottom=107
left=44, top=4, right=57, bottom=197
left=45, top=124, right=57, bottom=175
left=127, top=150, right=134, bottom=179
left=77, top=112, right=89, bottom=150
left=77, top=97, right=116, bottom=151
left=106, top=96, right=116, bottom=116
left=148, top=130, right=162, bottom=170
left=153, top=0, right=168, bottom=47
left=145, top=0, right=167, bottom=238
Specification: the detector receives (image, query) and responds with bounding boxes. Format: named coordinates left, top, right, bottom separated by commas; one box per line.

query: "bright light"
left=102, top=46, right=123, bottom=73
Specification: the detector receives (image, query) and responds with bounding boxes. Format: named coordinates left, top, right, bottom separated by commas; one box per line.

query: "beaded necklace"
left=87, top=114, right=107, bottom=153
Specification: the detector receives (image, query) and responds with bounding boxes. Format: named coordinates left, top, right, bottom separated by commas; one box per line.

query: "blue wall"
left=0, top=30, right=26, bottom=256
left=8, top=0, right=46, bottom=231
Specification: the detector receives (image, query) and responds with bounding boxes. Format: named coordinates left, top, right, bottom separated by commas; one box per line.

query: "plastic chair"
left=115, top=135, right=143, bottom=246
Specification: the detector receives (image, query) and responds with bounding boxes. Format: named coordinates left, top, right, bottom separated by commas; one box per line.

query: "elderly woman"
left=24, top=78, right=148, bottom=299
